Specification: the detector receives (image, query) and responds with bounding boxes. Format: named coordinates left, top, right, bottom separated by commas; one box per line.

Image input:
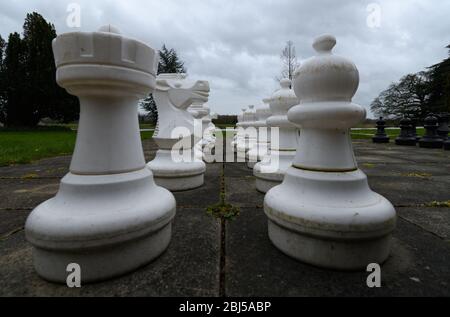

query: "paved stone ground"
left=0, top=139, right=449, bottom=296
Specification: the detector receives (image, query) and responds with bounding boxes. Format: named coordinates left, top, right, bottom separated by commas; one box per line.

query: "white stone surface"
left=253, top=79, right=299, bottom=192
left=264, top=34, right=396, bottom=270
left=25, top=26, right=176, bottom=283
left=147, top=73, right=209, bottom=191
left=247, top=98, right=272, bottom=169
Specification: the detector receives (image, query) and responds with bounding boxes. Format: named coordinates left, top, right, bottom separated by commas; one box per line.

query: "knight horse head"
left=153, top=73, right=210, bottom=143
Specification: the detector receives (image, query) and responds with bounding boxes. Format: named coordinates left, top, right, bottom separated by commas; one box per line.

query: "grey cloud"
left=1, top=0, right=449, bottom=116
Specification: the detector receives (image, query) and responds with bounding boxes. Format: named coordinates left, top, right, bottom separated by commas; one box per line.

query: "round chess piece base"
left=444, top=140, right=450, bottom=151
left=372, top=136, right=390, bottom=144
left=253, top=150, right=295, bottom=193
left=264, top=167, right=396, bottom=270
left=147, top=149, right=206, bottom=191
left=419, top=139, right=443, bottom=149
left=26, top=169, right=176, bottom=283
left=395, top=137, right=416, bottom=146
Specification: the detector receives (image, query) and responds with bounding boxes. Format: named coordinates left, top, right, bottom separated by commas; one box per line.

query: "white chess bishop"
left=247, top=99, right=272, bottom=169
left=147, top=73, right=210, bottom=191
left=264, top=35, right=396, bottom=270
left=253, top=79, right=299, bottom=193
left=25, top=26, right=176, bottom=283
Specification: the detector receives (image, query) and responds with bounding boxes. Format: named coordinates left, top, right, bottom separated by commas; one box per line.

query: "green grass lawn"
left=351, top=128, right=425, bottom=140
left=0, top=127, right=153, bottom=167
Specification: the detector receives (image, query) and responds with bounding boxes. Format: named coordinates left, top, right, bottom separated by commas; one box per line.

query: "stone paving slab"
left=225, top=206, right=450, bottom=296
left=0, top=156, right=70, bottom=178
left=0, top=210, right=29, bottom=238
left=0, top=139, right=449, bottom=296
left=0, top=178, right=60, bottom=210
left=0, top=206, right=220, bottom=297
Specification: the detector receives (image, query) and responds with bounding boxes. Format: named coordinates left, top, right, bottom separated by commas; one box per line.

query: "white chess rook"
left=264, top=35, right=396, bottom=270
left=253, top=79, right=299, bottom=193
left=147, top=73, right=209, bottom=191
left=25, top=26, right=176, bottom=283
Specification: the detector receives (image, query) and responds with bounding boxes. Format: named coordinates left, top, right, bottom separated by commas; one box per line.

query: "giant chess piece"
left=247, top=100, right=272, bottom=169
left=438, top=113, right=450, bottom=150
left=147, top=73, right=209, bottom=191
left=419, top=114, right=444, bottom=149
left=395, top=117, right=416, bottom=146
left=232, top=108, right=246, bottom=150
left=264, top=35, right=396, bottom=270
left=253, top=79, right=299, bottom=193
left=372, top=117, right=390, bottom=143
left=25, top=26, right=176, bottom=283
left=188, top=100, right=208, bottom=162
left=236, top=106, right=255, bottom=160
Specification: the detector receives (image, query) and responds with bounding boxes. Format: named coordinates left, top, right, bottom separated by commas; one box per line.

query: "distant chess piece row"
left=379, top=113, right=450, bottom=150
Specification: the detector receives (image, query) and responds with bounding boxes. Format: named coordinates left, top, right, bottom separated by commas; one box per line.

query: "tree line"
left=0, top=12, right=79, bottom=128
left=371, top=45, right=450, bottom=120
left=0, top=12, right=187, bottom=128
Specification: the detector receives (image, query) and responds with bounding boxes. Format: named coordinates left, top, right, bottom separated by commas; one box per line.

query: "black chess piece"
left=437, top=113, right=450, bottom=150
left=372, top=117, right=390, bottom=143
left=395, top=117, right=416, bottom=146
left=419, top=114, right=444, bottom=149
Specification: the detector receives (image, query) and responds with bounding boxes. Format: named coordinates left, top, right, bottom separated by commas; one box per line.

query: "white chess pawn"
left=236, top=106, right=255, bottom=160
left=264, top=35, right=396, bottom=270
left=25, top=26, right=176, bottom=283
left=147, top=73, right=210, bottom=191
left=247, top=99, right=272, bottom=169
left=253, top=79, right=299, bottom=193
left=232, top=108, right=246, bottom=150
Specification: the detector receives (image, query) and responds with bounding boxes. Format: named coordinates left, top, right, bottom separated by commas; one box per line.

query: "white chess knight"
left=247, top=99, right=272, bottom=169
left=253, top=79, right=299, bottom=193
left=264, top=35, right=396, bottom=270
left=147, top=73, right=210, bottom=191
left=25, top=26, right=176, bottom=283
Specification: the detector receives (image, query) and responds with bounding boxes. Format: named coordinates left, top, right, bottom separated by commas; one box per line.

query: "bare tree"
left=277, top=40, right=299, bottom=83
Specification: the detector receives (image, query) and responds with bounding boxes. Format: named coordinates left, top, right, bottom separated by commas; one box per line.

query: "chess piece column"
left=395, top=117, right=416, bottom=146
left=372, top=117, right=390, bottom=143
left=253, top=79, right=299, bottom=193
left=264, top=35, right=396, bottom=270
left=419, top=114, right=444, bottom=148
left=247, top=100, right=272, bottom=169
left=147, top=74, right=209, bottom=191
left=25, top=26, right=176, bottom=283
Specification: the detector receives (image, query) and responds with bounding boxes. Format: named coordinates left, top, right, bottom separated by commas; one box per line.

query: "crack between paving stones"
left=397, top=215, right=446, bottom=240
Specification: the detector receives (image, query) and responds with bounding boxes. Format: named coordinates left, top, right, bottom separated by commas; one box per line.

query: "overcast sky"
left=1, top=0, right=449, bottom=116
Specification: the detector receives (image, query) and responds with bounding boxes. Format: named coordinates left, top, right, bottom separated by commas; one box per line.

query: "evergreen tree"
left=3, top=33, right=27, bottom=126
left=427, top=44, right=450, bottom=114
left=0, top=35, right=6, bottom=123
left=140, top=45, right=187, bottom=124
left=1, top=12, right=79, bottom=127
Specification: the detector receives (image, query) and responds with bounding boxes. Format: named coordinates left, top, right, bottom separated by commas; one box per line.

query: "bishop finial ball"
left=98, top=25, right=121, bottom=34
left=313, top=34, right=336, bottom=53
